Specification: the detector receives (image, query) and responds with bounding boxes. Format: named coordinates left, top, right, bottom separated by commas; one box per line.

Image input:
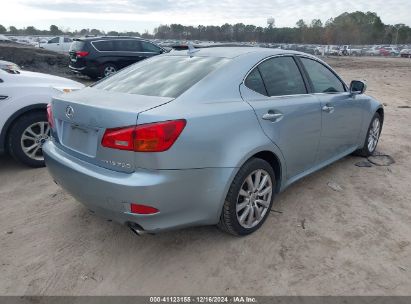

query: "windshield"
left=93, top=55, right=230, bottom=98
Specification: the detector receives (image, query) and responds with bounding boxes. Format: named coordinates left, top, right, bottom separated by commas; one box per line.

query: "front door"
left=298, top=57, right=363, bottom=163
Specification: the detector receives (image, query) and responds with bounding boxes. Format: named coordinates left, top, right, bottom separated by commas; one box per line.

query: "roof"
left=166, top=46, right=306, bottom=59
left=74, top=36, right=143, bottom=42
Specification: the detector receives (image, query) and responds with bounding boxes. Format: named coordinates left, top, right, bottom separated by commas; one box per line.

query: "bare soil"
left=0, top=54, right=411, bottom=295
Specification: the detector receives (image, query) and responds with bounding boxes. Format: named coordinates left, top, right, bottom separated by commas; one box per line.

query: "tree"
left=0, top=24, right=6, bottom=34
left=90, top=28, right=102, bottom=36
left=296, top=19, right=307, bottom=28
left=25, top=26, right=38, bottom=35
left=50, top=25, right=62, bottom=35
left=79, top=28, right=89, bottom=36
left=9, top=26, right=18, bottom=34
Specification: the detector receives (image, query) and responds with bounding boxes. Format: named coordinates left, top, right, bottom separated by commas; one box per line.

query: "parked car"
left=68, top=36, right=166, bottom=79
left=340, top=45, right=363, bottom=56
left=382, top=47, right=400, bottom=56
left=365, top=46, right=381, bottom=56
left=39, top=36, right=73, bottom=53
left=0, top=66, right=84, bottom=167
left=327, top=46, right=341, bottom=56
left=44, top=48, right=384, bottom=236
left=400, top=48, right=411, bottom=58
left=0, top=60, right=20, bottom=73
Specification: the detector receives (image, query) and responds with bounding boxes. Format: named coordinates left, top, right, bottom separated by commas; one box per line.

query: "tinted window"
left=48, top=37, right=59, bottom=44
left=64, top=37, right=72, bottom=43
left=93, top=40, right=114, bottom=51
left=94, top=56, right=230, bottom=98
left=257, top=56, right=306, bottom=96
left=300, top=58, right=345, bottom=93
left=245, top=68, right=267, bottom=96
left=142, top=41, right=161, bottom=53
left=113, top=40, right=141, bottom=52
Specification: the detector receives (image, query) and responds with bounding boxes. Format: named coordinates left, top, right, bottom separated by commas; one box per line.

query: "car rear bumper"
left=43, top=141, right=235, bottom=233
left=69, top=64, right=99, bottom=77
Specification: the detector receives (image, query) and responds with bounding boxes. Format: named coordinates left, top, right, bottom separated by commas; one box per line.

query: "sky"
left=1, top=0, right=410, bottom=33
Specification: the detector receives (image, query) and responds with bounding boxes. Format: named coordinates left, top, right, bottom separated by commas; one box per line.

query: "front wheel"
left=355, top=112, right=382, bottom=157
left=218, top=158, right=275, bottom=236
left=7, top=111, right=50, bottom=167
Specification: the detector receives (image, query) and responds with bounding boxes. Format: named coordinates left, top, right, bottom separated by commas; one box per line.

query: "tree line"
left=1, top=11, right=410, bottom=45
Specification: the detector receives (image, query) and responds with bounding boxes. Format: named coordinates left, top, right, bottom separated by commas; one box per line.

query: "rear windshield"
left=70, top=40, right=85, bottom=51
left=93, top=56, right=230, bottom=98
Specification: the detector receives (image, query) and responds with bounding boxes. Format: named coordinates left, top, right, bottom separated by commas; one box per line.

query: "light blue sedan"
left=43, top=47, right=383, bottom=236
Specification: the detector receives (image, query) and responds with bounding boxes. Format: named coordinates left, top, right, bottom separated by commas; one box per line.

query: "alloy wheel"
left=20, top=121, right=50, bottom=161
left=104, top=66, right=116, bottom=77
left=236, top=169, right=272, bottom=229
left=367, top=117, right=381, bottom=153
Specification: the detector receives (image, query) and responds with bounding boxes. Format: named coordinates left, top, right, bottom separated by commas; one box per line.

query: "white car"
left=0, top=65, right=84, bottom=167
left=39, top=37, right=73, bottom=53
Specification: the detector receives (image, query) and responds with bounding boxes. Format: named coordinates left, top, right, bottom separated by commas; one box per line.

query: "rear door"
left=240, top=55, right=322, bottom=179
left=112, top=40, right=144, bottom=68
left=298, top=56, right=363, bottom=163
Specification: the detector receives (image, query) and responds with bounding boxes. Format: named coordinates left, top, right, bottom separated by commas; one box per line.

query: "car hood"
left=14, top=70, right=84, bottom=89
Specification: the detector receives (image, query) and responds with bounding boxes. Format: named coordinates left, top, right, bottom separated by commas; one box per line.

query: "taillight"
left=47, top=103, right=54, bottom=128
left=101, top=120, right=186, bottom=152
left=75, top=51, right=89, bottom=57
left=130, top=203, right=159, bottom=214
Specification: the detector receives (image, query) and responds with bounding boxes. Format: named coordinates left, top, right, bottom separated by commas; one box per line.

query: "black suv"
left=69, top=36, right=166, bottom=79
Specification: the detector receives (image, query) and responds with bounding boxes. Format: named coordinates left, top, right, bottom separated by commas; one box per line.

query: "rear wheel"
left=101, top=63, right=117, bottom=78
left=7, top=111, right=50, bottom=167
left=218, top=158, right=275, bottom=236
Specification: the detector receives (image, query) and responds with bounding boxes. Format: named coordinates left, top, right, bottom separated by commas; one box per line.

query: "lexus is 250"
left=44, top=47, right=383, bottom=236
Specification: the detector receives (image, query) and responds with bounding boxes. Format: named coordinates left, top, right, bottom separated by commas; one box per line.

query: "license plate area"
left=61, top=121, right=99, bottom=157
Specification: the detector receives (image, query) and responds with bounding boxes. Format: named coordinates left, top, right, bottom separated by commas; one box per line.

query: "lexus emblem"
left=65, top=106, right=74, bottom=119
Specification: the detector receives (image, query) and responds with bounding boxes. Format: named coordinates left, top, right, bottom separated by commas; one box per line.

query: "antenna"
left=187, top=42, right=200, bottom=57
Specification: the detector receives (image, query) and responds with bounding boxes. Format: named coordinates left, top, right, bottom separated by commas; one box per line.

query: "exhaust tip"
left=128, top=223, right=148, bottom=236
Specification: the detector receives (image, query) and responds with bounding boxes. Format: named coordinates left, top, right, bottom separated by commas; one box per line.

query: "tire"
left=101, top=63, right=117, bottom=78
left=7, top=111, right=50, bottom=168
left=218, top=158, right=276, bottom=236
left=354, top=112, right=382, bottom=157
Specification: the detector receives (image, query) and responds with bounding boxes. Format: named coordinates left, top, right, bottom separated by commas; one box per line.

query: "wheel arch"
left=229, top=149, right=284, bottom=195
left=0, top=104, right=47, bottom=153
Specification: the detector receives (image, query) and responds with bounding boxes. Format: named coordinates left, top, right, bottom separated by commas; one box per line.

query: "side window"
left=93, top=41, right=114, bottom=51
left=300, top=58, right=346, bottom=93
left=64, top=37, right=72, bottom=43
left=257, top=56, right=307, bottom=97
left=113, top=40, right=142, bottom=52
left=141, top=41, right=161, bottom=53
left=48, top=37, right=59, bottom=44
left=245, top=68, right=267, bottom=96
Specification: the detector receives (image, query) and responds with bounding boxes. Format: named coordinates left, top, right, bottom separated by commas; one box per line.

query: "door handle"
left=262, top=112, right=283, bottom=122
left=322, top=105, right=334, bottom=113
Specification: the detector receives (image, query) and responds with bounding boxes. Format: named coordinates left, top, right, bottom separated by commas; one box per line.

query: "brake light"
left=47, top=103, right=54, bottom=128
left=75, top=51, right=89, bottom=57
left=130, top=203, right=159, bottom=214
left=101, top=120, right=186, bottom=152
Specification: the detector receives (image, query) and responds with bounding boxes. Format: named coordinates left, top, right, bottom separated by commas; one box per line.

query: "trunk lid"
left=51, top=87, right=173, bottom=173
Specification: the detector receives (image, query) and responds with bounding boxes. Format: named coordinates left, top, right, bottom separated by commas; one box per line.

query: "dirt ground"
left=0, top=55, right=411, bottom=296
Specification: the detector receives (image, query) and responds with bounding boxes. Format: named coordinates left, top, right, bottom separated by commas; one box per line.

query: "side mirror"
left=350, top=80, right=366, bottom=95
